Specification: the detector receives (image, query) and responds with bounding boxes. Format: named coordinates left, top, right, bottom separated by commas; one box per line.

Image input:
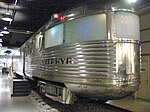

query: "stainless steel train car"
left=12, top=1, right=140, bottom=104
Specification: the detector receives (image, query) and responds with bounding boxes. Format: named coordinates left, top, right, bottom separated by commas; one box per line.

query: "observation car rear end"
left=12, top=1, right=140, bottom=104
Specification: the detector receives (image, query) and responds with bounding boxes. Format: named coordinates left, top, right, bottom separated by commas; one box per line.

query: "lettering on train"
left=32, top=58, right=76, bottom=65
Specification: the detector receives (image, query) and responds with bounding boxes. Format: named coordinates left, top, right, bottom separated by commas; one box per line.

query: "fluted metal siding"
left=25, top=40, right=116, bottom=85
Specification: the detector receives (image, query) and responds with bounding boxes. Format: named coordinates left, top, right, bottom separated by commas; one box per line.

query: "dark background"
left=0, top=0, right=149, bottom=47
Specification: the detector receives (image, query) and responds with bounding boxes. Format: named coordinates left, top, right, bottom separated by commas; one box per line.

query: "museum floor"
left=0, top=73, right=150, bottom=112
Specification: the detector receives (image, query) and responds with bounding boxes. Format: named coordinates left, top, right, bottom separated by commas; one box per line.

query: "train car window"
left=24, top=47, right=27, bottom=57
left=111, top=12, right=140, bottom=40
left=35, top=36, right=40, bottom=49
left=28, top=43, right=31, bottom=54
left=27, top=44, right=30, bottom=55
left=64, top=14, right=107, bottom=43
left=31, top=39, right=36, bottom=53
left=44, top=24, right=63, bottom=48
left=12, top=53, right=20, bottom=73
left=19, top=49, right=23, bottom=69
left=27, top=40, right=32, bottom=55
left=35, top=32, right=43, bottom=50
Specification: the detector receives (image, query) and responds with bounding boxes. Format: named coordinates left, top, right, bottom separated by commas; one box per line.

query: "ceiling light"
left=1, top=27, right=9, bottom=34
left=0, top=39, right=3, bottom=42
left=2, top=1, right=13, bottom=22
left=0, top=33, right=4, bottom=36
left=2, top=12, right=13, bottom=22
left=4, top=50, right=12, bottom=54
left=1, top=30, right=9, bottom=34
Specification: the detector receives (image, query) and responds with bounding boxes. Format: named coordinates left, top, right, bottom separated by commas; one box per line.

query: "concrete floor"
left=107, top=97, right=150, bottom=112
left=0, top=73, right=39, bottom=112
left=0, top=72, right=150, bottom=112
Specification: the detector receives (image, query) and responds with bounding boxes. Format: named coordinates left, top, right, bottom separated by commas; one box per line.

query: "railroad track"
left=28, top=91, right=131, bottom=112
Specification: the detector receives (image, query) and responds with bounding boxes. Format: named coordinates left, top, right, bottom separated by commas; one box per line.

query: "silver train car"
left=12, top=1, right=140, bottom=104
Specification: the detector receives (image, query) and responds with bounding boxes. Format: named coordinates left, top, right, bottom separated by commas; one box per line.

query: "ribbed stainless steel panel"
left=25, top=40, right=115, bottom=83
left=25, top=40, right=140, bottom=99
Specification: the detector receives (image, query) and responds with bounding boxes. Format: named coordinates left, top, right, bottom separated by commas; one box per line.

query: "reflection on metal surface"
left=25, top=39, right=140, bottom=100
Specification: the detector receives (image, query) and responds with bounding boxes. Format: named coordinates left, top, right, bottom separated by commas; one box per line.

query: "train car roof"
left=20, top=0, right=137, bottom=49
